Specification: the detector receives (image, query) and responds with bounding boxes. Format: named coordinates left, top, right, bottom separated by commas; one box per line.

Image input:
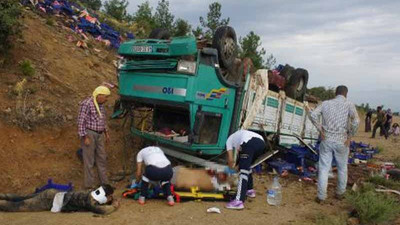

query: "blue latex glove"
left=130, top=181, right=141, bottom=189
left=224, top=167, right=236, bottom=175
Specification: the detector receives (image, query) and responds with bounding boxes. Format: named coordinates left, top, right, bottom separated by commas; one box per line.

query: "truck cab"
left=117, top=33, right=242, bottom=156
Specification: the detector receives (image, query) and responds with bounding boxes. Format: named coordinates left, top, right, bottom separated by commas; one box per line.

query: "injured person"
left=171, top=166, right=237, bottom=192
left=0, top=184, right=119, bottom=214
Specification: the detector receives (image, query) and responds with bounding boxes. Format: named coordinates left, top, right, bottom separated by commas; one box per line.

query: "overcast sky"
left=126, top=0, right=400, bottom=111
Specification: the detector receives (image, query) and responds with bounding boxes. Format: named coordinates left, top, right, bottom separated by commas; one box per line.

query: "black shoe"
left=335, top=193, right=345, bottom=200
left=315, top=197, right=326, bottom=204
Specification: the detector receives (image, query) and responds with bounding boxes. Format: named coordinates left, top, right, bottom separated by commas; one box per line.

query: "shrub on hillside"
left=19, top=59, right=35, bottom=76
left=0, top=0, right=22, bottom=55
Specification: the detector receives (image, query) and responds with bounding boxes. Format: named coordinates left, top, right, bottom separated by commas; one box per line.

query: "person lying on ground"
left=135, top=146, right=174, bottom=206
left=171, top=166, right=237, bottom=192
left=0, top=184, right=119, bottom=214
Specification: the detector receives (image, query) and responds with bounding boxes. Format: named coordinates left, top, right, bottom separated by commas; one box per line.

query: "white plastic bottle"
left=267, top=176, right=282, bottom=206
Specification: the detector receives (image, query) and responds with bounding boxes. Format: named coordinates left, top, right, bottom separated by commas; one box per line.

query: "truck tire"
left=280, top=64, right=295, bottom=82
left=149, top=28, right=170, bottom=39
left=212, top=26, right=238, bottom=71
left=285, top=68, right=309, bottom=101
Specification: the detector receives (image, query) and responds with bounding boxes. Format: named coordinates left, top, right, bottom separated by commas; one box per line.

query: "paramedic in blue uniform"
left=135, top=146, right=175, bottom=206
left=225, top=130, right=266, bottom=210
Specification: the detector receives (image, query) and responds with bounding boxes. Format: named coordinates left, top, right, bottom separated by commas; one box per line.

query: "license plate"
left=133, top=46, right=152, bottom=53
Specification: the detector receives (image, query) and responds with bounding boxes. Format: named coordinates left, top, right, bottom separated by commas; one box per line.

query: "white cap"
left=91, top=186, right=108, bottom=204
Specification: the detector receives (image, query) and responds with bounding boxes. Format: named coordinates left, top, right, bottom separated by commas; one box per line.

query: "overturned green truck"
left=114, top=26, right=319, bottom=159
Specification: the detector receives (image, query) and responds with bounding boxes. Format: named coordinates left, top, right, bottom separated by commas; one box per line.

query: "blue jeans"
left=318, top=140, right=349, bottom=200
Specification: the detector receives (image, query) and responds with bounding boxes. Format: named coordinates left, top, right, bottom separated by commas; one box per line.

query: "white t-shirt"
left=136, top=146, right=171, bottom=168
left=226, top=130, right=264, bottom=151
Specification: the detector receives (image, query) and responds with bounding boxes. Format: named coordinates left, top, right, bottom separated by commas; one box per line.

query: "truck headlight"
left=177, top=60, right=196, bottom=75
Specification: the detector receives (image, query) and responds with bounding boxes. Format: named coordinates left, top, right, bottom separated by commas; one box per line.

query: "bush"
left=0, top=0, right=22, bottom=55
left=368, top=175, right=400, bottom=190
left=346, top=183, right=400, bottom=224
left=46, top=18, right=55, bottom=26
left=19, top=59, right=35, bottom=76
left=376, top=145, right=385, bottom=153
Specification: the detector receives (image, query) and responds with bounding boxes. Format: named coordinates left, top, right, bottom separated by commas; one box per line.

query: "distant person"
left=224, top=129, right=266, bottom=210
left=77, top=86, right=111, bottom=189
left=135, top=146, right=175, bottom=206
left=0, top=185, right=119, bottom=214
left=390, top=123, right=400, bottom=136
left=365, top=110, right=372, bottom=132
left=371, top=106, right=386, bottom=138
left=308, top=85, right=359, bottom=203
left=384, top=109, right=393, bottom=139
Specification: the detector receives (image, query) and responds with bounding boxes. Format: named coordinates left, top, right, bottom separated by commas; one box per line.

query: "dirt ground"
left=1, top=9, right=400, bottom=225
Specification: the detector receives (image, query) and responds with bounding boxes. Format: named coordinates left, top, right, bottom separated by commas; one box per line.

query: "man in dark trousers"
left=0, top=184, right=119, bottom=214
left=224, top=129, right=265, bottom=210
left=77, top=86, right=111, bottom=189
left=135, top=146, right=175, bottom=206
left=371, top=106, right=386, bottom=138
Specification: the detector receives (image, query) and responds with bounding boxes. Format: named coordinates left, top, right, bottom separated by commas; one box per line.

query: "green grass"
left=315, top=213, right=347, bottom=225
left=376, top=145, right=385, bottom=153
left=368, top=175, right=400, bottom=190
left=345, top=183, right=400, bottom=224
left=19, top=60, right=35, bottom=76
left=393, top=156, right=400, bottom=169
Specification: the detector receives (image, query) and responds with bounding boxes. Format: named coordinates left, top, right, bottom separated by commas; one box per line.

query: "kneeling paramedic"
left=225, top=129, right=266, bottom=210
left=135, top=146, right=174, bottom=206
left=0, top=184, right=119, bottom=214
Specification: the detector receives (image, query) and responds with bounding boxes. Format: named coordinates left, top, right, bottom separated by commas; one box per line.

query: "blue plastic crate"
left=362, top=149, right=378, bottom=155
left=353, top=153, right=372, bottom=160
left=267, top=159, right=296, bottom=174
left=35, top=179, right=73, bottom=193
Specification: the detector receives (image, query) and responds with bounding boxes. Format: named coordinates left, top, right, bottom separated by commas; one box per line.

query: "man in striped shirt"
left=77, top=86, right=111, bottom=189
left=308, top=85, right=359, bottom=203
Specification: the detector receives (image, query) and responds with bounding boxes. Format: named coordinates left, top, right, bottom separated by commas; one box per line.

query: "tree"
left=154, top=0, right=174, bottom=31
left=0, top=0, right=21, bottom=56
left=239, top=31, right=266, bottom=69
left=192, top=26, right=203, bottom=38
left=265, top=54, right=277, bottom=70
left=199, top=2, right=229, bottom=40
left=173, top=19, right=191, bottom=36
left=81, top=0, right=102, bottom=11
left=307, top=87, right=335, bottom=101
left=103, top=0, right=128, bottom=21
left=132, top=1, right=155, bottom=38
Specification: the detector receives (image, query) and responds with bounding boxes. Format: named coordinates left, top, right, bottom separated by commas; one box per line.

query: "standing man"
left=78, top=86, right=111, bottom=189
left=308, top=85, right=359, bottom=203
left=225, top=129, right=265, bottom=210
left=371, top=106, right=386, bottom=138
left=383, top=108, right=393, bottom=139
left=135, top=146, right=175, bottom=206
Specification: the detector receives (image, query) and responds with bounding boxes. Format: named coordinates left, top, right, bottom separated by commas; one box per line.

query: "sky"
left=125, top=0, right=400, bottom=111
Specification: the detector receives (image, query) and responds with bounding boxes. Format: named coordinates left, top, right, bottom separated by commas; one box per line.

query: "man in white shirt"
left=135, top=146, right=174, bottom=206
left=225, top=130, right=266, bottom=210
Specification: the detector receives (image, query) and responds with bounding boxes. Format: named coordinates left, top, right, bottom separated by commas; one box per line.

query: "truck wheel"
left=280, top=64, right=295, bottom=82
left=285, top=68, right=309, bottom=101
left=212, top=26, right=238, bottom=71
left=149, top=28, right=170, bottom=39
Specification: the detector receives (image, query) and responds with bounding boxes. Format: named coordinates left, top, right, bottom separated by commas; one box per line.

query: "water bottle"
left=267, top=176, right=282, bottom=206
